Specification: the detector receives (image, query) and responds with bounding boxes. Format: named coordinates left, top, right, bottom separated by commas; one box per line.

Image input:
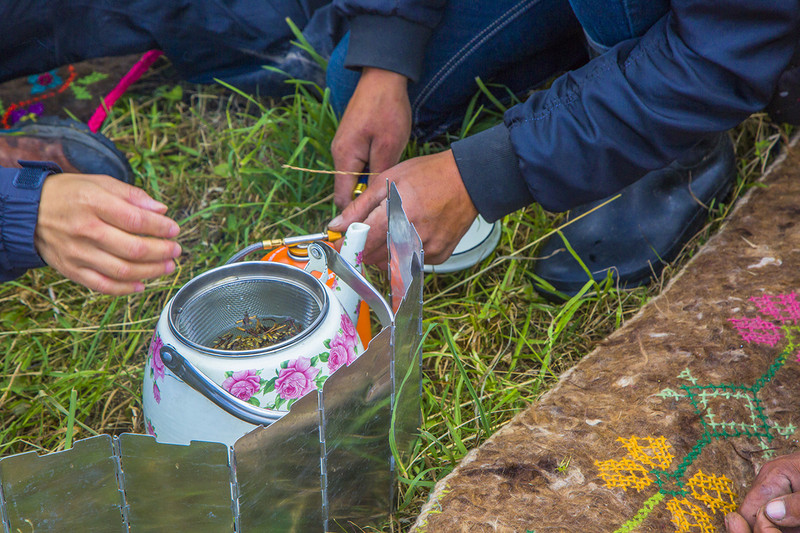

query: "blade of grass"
left=65, top=388, right=77, bottom=449
left=442, top=325, right=492, bottom=437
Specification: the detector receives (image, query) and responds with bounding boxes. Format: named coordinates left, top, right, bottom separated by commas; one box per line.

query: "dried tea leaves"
left=212, top=313, right=303, bottom=351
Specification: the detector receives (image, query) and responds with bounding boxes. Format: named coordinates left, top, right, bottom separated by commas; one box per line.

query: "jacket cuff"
left=0, top=161, right=61, bottom=278
left=345, top=15, right=433, bottom=82
left=451, top=125, right=533, bottom=222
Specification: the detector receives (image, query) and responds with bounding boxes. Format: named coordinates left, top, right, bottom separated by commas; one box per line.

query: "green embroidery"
left=71, top=84, right=92, bottom=100
left=77, top=72, right=109, bottom=85
left=613, top=492, right=665, bottom=533
left=69, top=71, right=110, bottom=100
left=656, top=388, right=685, bottom=400
left=604, top=298, right=800, bottom=531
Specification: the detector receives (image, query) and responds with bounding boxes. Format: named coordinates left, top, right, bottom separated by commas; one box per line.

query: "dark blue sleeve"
left=333, top=0, right=446, bottom=82
left=0, top=162, right=61, bottom=281
left=454, top=0, right=800, bottom=219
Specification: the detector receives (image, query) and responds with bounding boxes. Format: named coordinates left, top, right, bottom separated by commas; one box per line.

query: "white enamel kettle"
left=142, top=223, right=391, bottom=446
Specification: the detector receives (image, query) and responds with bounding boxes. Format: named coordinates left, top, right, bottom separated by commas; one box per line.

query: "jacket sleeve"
left=333, top=0, right=446, bottom=82
left=0, top=162, right=60, bottom=282
left=452, top=0, right=800, bottom=220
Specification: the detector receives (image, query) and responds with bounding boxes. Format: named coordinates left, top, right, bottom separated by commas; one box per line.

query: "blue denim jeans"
left=569, top=0, right=669, bottom=52
left=327, top=0, right=670, bottom=139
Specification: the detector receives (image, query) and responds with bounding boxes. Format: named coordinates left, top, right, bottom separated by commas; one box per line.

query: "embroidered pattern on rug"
left=0, top=55, right=166, bottom=128
left=596, top=292, right=800, bottom=532
left=1, top=65, right=77, bottom=127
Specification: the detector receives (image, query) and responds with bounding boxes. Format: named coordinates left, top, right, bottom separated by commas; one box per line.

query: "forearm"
left=456, top=0, right=799, bottom=218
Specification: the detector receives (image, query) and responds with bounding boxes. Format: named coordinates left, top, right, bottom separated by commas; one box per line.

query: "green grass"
left=0, top=61, right=789, bottom=532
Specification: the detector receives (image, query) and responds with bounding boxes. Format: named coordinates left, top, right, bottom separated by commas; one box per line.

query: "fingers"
left=39, top=231, right=179, bottom=295
left=330, top=67, right=411, bottom=211
left=334, top=173, right=360, bottom=211
left=85, top=173, right=170, bottom=214
left=328, top=190, right=389, bottom=267
left=776, top=492, right=800, bottom=528
left=47, top=243, right=175, bottom=296
left=65, top=265, right=149, bottom=296
left=121, top=180, right=170, bottom=214
left=733, top=452, right=800, bottom=533
left=329, top=178, right=388, bottom=233
left=75, top=245, right=176, bottom=284
left=756, top=494, right=800, bottom=530
left=94, top=226, right=182, bottom=263
left=332, top=129, right=368, bottom=210
left=331, top=199, right=389, bottom=267
left=64, top=177, right=182, bottom=269
left=332, top=150, right=364, bottom=211
left=726, top=512, right=752, bottom=533
left=741, top=452, right=800, bottom=523
left=59, top=230, right=180, bottom=279
left=96, top=193, right=180, bottom=240
left=360, top=200, right=390, bottom=266
left=751, top=505, right=793, bottom=533
left=727, top=504, right=799, bottom=533
left=36, top=173, right=182, bottom=295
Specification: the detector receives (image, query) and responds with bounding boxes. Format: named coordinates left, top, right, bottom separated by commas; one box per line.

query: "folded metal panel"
left=322, top=327, right=393, bottom=531
left=0, top=435, right=124, bottom=532
left=392, top=267, right=423, bottom=467
left=388, top=184, right=424, bottom=466
left=233, top=390, right=323, bottom=533
left=117, top=434, right=233, bottom=532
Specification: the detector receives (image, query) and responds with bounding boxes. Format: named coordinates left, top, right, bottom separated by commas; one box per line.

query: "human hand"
left=34, top=173, right=181, bottom=295
left=726, top=451, right=800, bottom=533
left=328, top=150, right=477, bottom=268
left=331, top=67, right=411, bottom=210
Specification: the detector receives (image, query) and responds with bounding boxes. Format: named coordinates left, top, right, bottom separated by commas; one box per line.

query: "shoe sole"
left=10, top=117, right=134, bottom=184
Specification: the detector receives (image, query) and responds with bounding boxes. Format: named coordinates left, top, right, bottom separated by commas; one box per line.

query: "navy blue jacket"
left=334, top=0, right=800, bottom=220
left=0, top=163, right=59, bottom=281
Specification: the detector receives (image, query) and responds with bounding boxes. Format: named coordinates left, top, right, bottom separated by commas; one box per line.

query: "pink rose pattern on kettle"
left=222, top=369, right=263, bottom=401
left=328, top=314, right=359, bottom=373
left=327, top=342, right=350, bottom=373
left=145, top=333, right=166, bottom=436
left=146, top=312, right=362, bottom=422
left=149, top=333, right=165, bottom=381
left=147, top=332, right=166, bottom=405
left=340, top=313, right=357, bottom=342
left=275, top=357, right=320, bottom=399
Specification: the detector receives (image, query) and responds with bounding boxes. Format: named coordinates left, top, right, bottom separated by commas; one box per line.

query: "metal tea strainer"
left=167, top=261, right=329, bottom=356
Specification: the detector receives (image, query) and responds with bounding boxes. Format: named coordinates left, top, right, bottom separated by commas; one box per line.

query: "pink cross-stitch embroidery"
left=750, top=293, right=800, bottom=324
left=728, top=317, right=783, bottom=347
left=778, top=293, right=800, bottom=322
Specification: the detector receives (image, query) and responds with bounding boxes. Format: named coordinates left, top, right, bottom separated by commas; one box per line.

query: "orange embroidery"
left=2, top=65, right=76, bottom=128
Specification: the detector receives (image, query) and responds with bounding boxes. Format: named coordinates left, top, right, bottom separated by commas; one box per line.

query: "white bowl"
left=424, top=216, right=501, bottom=273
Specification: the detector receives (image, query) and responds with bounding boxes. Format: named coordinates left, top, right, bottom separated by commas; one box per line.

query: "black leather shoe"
left=533, top=133, right=736, bottom=300
left=0, top=117, right=134, bottom=184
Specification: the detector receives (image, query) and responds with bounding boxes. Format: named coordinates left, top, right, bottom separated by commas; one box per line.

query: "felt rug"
left=412, top=138, right=800, bottom=533
left=0, top=54, right=173, bottom=129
